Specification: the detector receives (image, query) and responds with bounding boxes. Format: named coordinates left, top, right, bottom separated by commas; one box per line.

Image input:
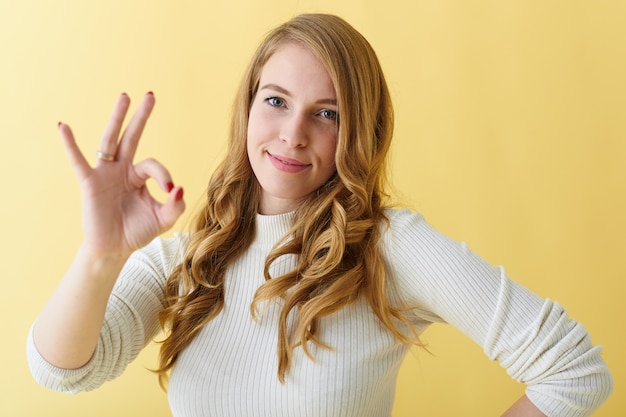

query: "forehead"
left=258, top=42, right=336, bottom=99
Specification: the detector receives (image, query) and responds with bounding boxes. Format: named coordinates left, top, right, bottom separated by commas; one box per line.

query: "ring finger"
left=97, top=93, right=131, bottom=163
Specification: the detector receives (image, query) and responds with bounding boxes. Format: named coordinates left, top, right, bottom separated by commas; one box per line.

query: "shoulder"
left=379, top=207, right=481, bottom=268
left=382, top=207, right=426, bottom=228
left=380, top=207, right=433, bottom=245
left=128, top=233, right=189, bottom=276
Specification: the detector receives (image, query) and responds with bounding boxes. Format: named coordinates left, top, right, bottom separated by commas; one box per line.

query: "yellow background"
left=1, top=0, right=623, bottom=415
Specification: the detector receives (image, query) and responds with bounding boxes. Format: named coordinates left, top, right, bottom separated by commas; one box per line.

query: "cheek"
left=322, top=136, right=338, bottom=167
left=246, top=107, right=257, bottom=142
left=326, top=146, right=337, bottom=168
left=247, top=106, right=272, bottom=147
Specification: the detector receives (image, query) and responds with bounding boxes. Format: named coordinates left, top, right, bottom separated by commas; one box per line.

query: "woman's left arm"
left=383, top=209, right=613, bottom=417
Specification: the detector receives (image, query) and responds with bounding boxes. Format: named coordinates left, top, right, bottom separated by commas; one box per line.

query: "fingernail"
left=57, top=121, right=62, bottom=128
left=147, top=91, right=154, bottom=96
left=121, top=92, right=128, bottom=96
left=166, top=182, right=174, bottom=192
left=175, top=187, right=184, bottom=202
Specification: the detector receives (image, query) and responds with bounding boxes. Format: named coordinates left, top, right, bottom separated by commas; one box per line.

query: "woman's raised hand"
left=58, top=92, right=185, bottom=261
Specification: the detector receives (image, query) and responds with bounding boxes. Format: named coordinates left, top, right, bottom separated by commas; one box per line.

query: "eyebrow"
left=259, top=83, right=337, bottom=106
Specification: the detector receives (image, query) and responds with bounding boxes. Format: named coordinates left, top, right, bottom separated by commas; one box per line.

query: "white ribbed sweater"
left=27, top=209, right=612, bottom=416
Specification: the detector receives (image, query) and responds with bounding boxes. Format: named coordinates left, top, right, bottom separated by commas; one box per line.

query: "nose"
left=280, top=113, right=308, bottom=148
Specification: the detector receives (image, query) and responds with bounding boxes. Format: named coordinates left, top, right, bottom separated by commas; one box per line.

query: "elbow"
left=591, top=363, right=614, bottom=409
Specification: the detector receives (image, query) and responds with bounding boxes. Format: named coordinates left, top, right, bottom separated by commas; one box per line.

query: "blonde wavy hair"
left=157, top=13, right=420, bottom=386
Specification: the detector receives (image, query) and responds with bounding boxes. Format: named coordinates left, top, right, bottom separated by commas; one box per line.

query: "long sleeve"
left=26, top=235, right=185, bottom=393
left=383, top=209, right=613, bottom=416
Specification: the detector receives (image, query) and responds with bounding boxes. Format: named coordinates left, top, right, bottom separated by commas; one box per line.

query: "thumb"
left=158, top=186, right=186, bottom=232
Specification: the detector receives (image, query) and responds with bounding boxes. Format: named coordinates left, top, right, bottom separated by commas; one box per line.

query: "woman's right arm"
left=32, top=92, right=185, bottom=370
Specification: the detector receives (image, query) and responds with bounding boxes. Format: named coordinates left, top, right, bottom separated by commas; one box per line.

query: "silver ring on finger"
left=96, top=150, right=115, bottom=161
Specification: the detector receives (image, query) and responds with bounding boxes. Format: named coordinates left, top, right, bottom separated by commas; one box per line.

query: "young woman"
left=28, top=13, right=612, bottom=417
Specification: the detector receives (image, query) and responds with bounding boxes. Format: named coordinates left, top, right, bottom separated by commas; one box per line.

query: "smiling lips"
left=267, top=152, right=311, bottom=173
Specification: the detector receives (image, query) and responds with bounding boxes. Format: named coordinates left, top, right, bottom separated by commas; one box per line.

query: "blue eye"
left=319, top=109, right=338, bottom=120
left=266, top=97, right=285, bottom=107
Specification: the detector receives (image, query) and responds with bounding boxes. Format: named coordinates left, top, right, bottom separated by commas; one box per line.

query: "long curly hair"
left=156, top=13, right=420, bottom=387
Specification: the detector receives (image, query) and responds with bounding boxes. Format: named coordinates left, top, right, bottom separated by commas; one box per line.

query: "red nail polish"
left=147, top=91, right=154, bottom=96
left=175, top=187, right=184, bottom=202
left=166, top=182, right=174, bottom=192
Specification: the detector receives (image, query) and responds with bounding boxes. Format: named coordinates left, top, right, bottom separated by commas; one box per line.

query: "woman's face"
left=247, top=42, right=338, bottom=215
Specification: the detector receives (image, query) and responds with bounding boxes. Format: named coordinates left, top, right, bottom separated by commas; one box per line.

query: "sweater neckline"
left=254, top=212, right=293, bottom=248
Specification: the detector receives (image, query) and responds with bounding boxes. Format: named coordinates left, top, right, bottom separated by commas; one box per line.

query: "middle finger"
left=117, top=92, right=156, bottom=163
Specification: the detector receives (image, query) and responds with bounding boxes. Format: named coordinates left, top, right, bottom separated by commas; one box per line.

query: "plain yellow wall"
left=1, top=1, right=623, bottom=416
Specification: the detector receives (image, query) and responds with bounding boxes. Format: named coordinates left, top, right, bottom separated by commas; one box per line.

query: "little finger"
left=58, top=122, right=91, bottom=181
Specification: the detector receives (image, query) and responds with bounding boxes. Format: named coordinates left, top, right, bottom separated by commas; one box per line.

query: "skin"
left=247, top=42, right=339, bottom=215
left=503, top=396, right=547, bottom=416
left=32, top=48, right=546, bottom=417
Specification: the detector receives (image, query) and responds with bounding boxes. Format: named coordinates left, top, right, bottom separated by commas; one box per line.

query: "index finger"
left=117, top=92, right=156, bottom=162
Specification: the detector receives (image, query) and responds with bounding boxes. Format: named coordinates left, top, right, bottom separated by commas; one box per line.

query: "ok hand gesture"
left=58, top=92, right=185, bottom=261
